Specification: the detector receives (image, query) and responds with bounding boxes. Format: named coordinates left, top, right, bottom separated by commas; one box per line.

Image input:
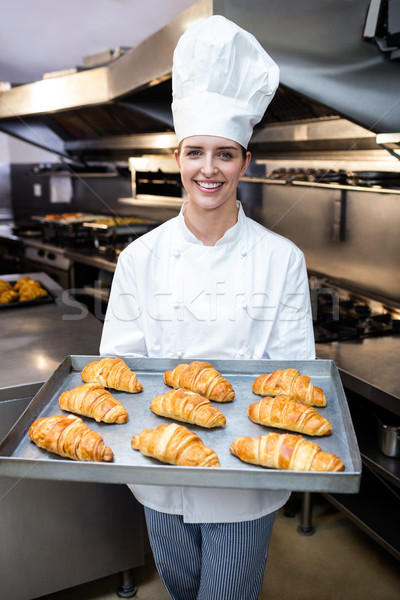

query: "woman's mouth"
left=195, top=181, right=223, bottom=192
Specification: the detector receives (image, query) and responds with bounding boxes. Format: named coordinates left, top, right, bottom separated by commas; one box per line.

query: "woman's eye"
left=220, top=152, right=233, bottom=159
left=187, top=150, right=200, bottom=157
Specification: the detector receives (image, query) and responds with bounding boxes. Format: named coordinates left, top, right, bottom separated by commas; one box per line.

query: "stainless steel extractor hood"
left=0, top=0, right=399, bottom=161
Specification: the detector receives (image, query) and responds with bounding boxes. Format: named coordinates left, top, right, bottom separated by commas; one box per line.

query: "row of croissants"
left=0, top=276, right=48, bottom=304
left=28, top=357, right=345, bottom=472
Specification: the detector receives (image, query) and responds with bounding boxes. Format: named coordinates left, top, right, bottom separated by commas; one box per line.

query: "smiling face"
left=175, top=135, right=251, bottom=214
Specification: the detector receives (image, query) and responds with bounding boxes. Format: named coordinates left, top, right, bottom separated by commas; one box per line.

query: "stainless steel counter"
left=65, top=248, right=117, bottom=273
left=316, top=336, right=400, bottom=415
left=0, top=271, right=102, bottom=389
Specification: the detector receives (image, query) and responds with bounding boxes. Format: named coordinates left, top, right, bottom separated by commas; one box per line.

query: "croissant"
left=0, top=279, right=12, bottom=293
left=0, top=289, right=19, bottom=304
left=29, top=414, right=114, bottom=462
left=248, top=395, right=332, bottom=436
left=81, top=357, right=143, bottom=393
left=150, top=388, right=226, bottom=428
left=230, top=432, right=344, bottom=472
left=131, top=423, right=220, bottom=467
left=164, top=361, right=234, bottom=402
left=19, top=283, right=48, bottom=302
left=13, top=276, right=34, bottom=291
left=59, top=383, right=128, bottom=424
left=252, top=369, right=326, bottom=407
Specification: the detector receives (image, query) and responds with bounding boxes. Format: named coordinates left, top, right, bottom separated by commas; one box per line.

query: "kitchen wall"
left=0, top=133, right=12, bottom=222
left=253, top=182, right=400, bottom=303
left=0, top=132, right=56, bottom=222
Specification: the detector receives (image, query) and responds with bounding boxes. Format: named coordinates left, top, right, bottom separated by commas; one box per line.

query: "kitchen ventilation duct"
left=0, top=0, right=398, bottom=161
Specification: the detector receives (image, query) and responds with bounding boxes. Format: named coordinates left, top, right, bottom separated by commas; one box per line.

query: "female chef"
left=100, top=15, right=315, bottom=600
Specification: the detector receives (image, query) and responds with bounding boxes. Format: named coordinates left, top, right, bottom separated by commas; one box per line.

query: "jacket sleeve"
left=100, top=251, right=148, bottom=357
left=269, top=251, right=316, bottom=361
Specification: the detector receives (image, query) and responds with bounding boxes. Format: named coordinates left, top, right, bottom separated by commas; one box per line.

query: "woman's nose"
left=201, top=156, right=217, bottom=177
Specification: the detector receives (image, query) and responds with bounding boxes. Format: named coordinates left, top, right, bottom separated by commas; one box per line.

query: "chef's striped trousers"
left=144, top=507, right=277, bottom=600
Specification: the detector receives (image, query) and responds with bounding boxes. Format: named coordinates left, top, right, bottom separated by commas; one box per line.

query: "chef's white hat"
left=172, top=15, right=279, bottom=148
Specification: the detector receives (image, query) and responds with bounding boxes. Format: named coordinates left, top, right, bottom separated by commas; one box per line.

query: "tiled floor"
left=38, top=495, right=400, bottom=600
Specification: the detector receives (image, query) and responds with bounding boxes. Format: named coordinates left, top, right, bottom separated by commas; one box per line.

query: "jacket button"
left=176, top=350, right=183, bottom=358
left=241, top=250, right=247, bottom=257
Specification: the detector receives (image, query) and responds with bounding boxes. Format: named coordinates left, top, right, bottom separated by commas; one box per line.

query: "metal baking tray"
left=0, top=356, right=361, bottom=493
left=82, top=217, right=158, bottom=236
left=0, top=279, right=56, bottom=310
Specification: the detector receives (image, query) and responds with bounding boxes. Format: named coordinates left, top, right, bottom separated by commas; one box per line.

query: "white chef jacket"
left=100, top=201, right=315, bottom=523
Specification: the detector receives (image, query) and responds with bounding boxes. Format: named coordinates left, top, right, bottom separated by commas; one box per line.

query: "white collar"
left=177, top=200, right=245, bottom=246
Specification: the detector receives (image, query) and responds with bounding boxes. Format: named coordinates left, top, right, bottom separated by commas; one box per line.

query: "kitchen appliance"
left=128, top=155, right=183, bottom=206
left=310, top=272, right=400, bottom=344
left=21, top=245, right=72, bottom=288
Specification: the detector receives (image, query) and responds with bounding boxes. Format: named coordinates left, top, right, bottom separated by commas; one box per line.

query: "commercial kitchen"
left=0, top=1, right=400, bottom=598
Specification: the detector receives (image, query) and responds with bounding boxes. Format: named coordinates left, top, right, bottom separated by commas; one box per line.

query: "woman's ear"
left=241, top=151, right=252, bottom=176
left=174, top=148, right=181, bottom=169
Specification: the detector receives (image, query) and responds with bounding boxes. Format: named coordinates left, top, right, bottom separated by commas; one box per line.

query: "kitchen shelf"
left=346, top=391, right=400, bottom=487
left=239, top=176, right=400, bottom=194
left=324, top=463, right=400, bottom=561
left=320, top=389, right=400, bottom=561
left=239, top=176, right=287, bottom=184
left=82, top=285, right=110, bottom=302
left=118, top=195, right=183, bottom=208
left=30, top=172, right=119, bottom=178
left=291, top=180, right=400, bottom=195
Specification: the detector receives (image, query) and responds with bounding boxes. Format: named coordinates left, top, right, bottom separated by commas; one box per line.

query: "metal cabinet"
left=0, top=387, right=146, bottom=600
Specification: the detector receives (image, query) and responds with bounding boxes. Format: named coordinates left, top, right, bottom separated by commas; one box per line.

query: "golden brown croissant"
left=0, top=289, right=19, bottom=304
left=131, top=423, right=220, bottom=467
left=59, top=383, right=128, bottom=424
left=29, top=414, right=114, bottom=462
left=81, top=357, right=143, bottom=393
left=0, top=279, right=13, bottom=293
left=150, top=388, right=226, bottom=428
left=13, top=276, right=34, bottom=291
left=252, top=368, right=326, bottom=407
left=248, top=395, right=332, bottom=436
left=164, top=361, right=234, bottom=402
left=19, top=283, right=48, bottom=302
left=230, top=432, right=344, bottom=472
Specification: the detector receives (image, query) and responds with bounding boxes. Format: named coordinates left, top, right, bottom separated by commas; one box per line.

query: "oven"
left=21, top=244, right=72, bottom=289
